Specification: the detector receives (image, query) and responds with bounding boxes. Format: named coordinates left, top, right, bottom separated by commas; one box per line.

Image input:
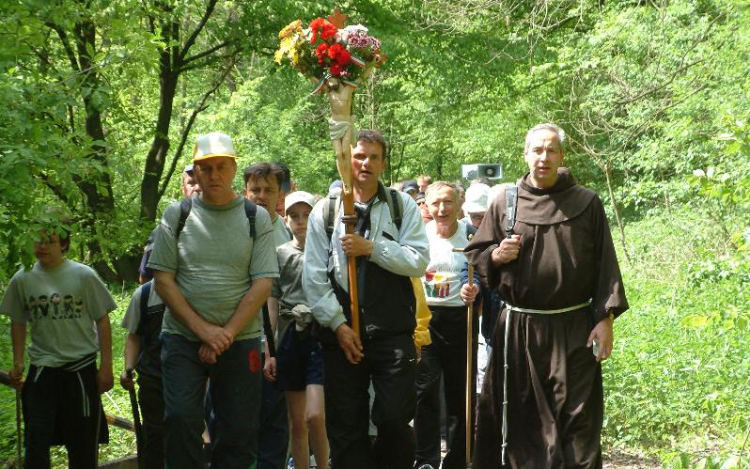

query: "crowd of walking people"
left=2, top=123, right=628, bottom=469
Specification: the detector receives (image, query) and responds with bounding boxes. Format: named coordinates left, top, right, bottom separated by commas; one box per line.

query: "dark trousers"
left=258, top=351, right=290, bottom=469
left=415, top=306, right=478, bottom=469
left=137, top=374, right=165, bottom=469
left=22, top=362, right=107, bottom=469
left=161, top=333, right=261, bottom=469
left=322, top=333, right=417, bottom=469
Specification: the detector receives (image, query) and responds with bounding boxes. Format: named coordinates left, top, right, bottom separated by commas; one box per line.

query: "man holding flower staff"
left=277, top=11, right=428, bottom=469
left=304, top=129, right=429, bottom=469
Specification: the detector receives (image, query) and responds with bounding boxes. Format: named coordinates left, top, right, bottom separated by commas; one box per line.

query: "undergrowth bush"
left=603, top=206, right=750, bottom=467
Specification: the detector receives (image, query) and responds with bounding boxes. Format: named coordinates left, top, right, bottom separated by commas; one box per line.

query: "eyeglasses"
left=469, top=213, right=485, bottom=222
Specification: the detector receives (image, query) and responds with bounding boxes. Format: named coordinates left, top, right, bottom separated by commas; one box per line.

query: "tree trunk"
left=72, top=10, right=123, bottom=281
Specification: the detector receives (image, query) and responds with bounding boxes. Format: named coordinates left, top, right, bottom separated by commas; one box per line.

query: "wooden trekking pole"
left=453, top=247, right=475, bottom=467
left=15, top=389, right=22, bottom=468
left=126, top=369, right=145, bottom=469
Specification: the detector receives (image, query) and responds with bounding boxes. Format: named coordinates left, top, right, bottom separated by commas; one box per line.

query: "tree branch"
left=178, top=0, right=219, bottom=63
left=45, top=22, right=80, bottom=72
left=182, top=40, right=230, bottom=67
left=158, top=56, right=236, bottom=198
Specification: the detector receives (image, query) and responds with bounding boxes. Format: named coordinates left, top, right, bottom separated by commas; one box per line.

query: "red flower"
left=336, top=48, right=352, bottom=66
left=330, top=64, right=342, bottom=76
left=309, top=18, right=326, bottom=43
left=316, top=42, right=330, bottom=61
left=321, top=23, right=337, bottom=40
left=309, top=18, right=337, bottom=44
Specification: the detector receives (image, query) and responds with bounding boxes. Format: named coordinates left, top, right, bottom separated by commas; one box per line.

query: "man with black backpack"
left=148, top=132, right=280, bottom=469
left=120, top=237, right=166, bottom=469
left=303, top=129, right=429, bottom=469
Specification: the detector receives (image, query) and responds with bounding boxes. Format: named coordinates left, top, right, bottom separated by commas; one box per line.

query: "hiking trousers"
left=161, top=333, right=262, bottom=469
left=22, top=362, right=108, bottom=469
left=322, top=333, right=417, bottom=469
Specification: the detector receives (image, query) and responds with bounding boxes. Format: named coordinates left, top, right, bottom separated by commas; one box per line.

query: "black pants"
left=322, top=333, right=417, bottom=469
left=22, top=362, right=108, bottom=469
left=415, top=306, right=478, bottom=469
left=137, top=374, right=165, bottom=469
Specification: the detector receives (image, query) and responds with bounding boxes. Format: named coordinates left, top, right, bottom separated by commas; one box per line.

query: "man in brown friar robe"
left=465, top=123, right=629, bottom=469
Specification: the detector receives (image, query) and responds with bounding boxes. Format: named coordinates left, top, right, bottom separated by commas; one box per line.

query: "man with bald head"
left=466, top=123, right=628, bottom=469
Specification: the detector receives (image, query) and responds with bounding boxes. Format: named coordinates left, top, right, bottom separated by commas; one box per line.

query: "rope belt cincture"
left=500, top=299, right=592, bottom=465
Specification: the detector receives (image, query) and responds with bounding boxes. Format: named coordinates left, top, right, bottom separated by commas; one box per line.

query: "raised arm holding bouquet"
left=276, top=10, right=386, bottom=338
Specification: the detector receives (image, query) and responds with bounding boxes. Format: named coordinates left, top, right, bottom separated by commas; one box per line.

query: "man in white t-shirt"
left=415, top=181, right=477, bottom=469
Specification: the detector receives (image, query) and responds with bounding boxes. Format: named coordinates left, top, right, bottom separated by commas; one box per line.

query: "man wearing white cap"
left=149, top=132, right=280, bottom=469
left=462, top=182, right=491, bottom=229
left=268, top=191, right=329, bottom=469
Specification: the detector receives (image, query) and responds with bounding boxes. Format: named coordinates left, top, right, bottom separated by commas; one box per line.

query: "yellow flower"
left=279, top=20, right=302, bottom=39
left=274, top=49, right=284, bottom=64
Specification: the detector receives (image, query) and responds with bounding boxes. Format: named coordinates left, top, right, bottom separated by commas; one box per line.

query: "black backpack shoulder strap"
left=387, top=188, right=403, bottom=231
left=176, top=198, right=192, bottom=240
left=243, top=198, right=257, bottom=238
left=140, top=281, right=152, bottom=318
left=324, top=193, right=340, bottom=242
left=136, top=281, right=152, bottom=336
left=505, top=185, right=518, bottom=239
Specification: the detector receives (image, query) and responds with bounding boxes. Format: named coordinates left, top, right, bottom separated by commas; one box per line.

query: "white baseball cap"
left=463, top=183, right=491, bottom=214
left=192, top=132, right=238, bottom=162
left=284, top=191, right=316, bottom=211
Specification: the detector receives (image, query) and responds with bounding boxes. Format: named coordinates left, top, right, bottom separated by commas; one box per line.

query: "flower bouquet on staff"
left=275, top=10, right=387, bottom=339
left=275, top=10, right=386, bottom=194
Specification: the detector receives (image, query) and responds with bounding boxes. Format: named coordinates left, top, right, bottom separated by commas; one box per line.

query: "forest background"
left=0, top=0, right=748, bottom=468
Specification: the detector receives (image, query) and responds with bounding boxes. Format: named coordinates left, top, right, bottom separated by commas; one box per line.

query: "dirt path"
left=605, top=449, right=661, bottom=469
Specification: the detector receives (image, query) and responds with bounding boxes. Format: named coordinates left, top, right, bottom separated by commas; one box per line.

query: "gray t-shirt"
left=121, top=282, right=164, bottom=334
left=270, top=214, right=293, bottom=247
left=270, top=241, right=306, bottom=346
left=0, top=259, right=117, bottom=367
left=148, top=194, right=280, bottom=341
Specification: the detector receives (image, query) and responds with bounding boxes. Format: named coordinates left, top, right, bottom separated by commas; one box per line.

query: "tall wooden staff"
left=280, top=9, right=385, bottom=340
left=453, top=247, right=475, bottom=467
left=320, top=8, right=383, bottom=339
left=326, top=77, right=361, bottom=338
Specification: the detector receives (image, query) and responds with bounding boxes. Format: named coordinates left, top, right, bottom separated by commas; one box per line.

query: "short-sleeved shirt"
left=270, top=214, right=293, bottom=247
left=423, top=220, right=470, bottom=308
left=270, top=241, right=306, bottom=347
left=0, top=259, right=117, bottom=368
left=148, top=194, right=280, bottom=341
left=121, top=282, right=165, bottom=378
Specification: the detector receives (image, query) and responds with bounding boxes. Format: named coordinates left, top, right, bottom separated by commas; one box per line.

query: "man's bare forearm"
left=123, top=334, right=141, bottom=371
left=224, top=278, right=273, bottom=338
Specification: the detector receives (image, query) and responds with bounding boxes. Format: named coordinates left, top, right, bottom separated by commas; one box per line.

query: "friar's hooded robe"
left=465, top=168, right=628, bottom=469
